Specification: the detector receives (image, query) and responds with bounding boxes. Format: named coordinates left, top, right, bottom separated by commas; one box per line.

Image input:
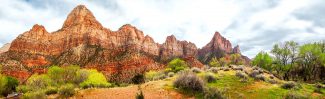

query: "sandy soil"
left=70, top=80, right=193, bottom=99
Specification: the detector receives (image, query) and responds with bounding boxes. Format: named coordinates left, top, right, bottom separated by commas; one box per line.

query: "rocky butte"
left=0, top=5, right=249, bottom=83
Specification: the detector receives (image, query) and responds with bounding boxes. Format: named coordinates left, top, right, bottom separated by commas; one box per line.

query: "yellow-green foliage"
left=22, top=91, right=46, bottom=99
left=80, top=69, right=111, bottom=88
left=58, top=83, right=75, bottom=97
left=209, top=57, right=220, bottom=67
left=145, top=70, right=165, bottom=81
left=168, top=58, right=188, bottom=72
left=26, top=74, right=53, bottom=90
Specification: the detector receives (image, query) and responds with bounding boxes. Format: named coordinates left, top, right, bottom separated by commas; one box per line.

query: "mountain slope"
left=0, top=5, right=248, bottom=82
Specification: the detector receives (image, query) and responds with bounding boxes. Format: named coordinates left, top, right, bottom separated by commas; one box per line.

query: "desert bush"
left=173, top=71, right=204, bottom=93
left=22, top=91, right=46, bottom=99
left=74, top=69, right=89, bottom=84
left=168, top=72, right=175, bottom=77
left=45, top=86, right=58, bottom=95
left=208, top=67, right=218, bottom=73
left=254, top=74, right=266, bottom=81
left=269, top=75, right=275, bottom=79
left=62, top=65, right=80, bottom=83
left=16, top=85, right=31, bottom=93
left=58, top=83, right=75, bottom=97
left=145, top=71, right=165, bottom=81
left=204, top=87, right=225, bottom=99
left=80, top=69, right=111, bottom=88
left=168, top=58, right=188, bottom=73
left=284, top=92, right=308, bottom=99
left=191, top=67, right=202, bottom=73
left=267, top=79, right=278, bottom=84
left=235, top=71, right=247, bottom=79
left=205, top=73, right=217, bottom=83
left=249, top=70, right=260, bottom=77
left=26, top=74, right=53, bottom=90
left=281, top=81, right=297, bottom=89
left=233, top=66, right=243, bottom=71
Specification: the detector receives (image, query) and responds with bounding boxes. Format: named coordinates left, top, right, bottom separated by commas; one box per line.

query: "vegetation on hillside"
left=15, top=65, right=111, bottom=98
left=252, top=41, right=325, bottom=82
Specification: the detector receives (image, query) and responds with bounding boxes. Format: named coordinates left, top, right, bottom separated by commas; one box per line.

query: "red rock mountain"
left=0, top=5, right=247, bottom=82
left=198, top=32, right=248, bottom=63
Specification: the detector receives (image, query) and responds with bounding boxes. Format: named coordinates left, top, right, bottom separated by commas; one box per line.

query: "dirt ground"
left=70, top=80, right=193, bottom=99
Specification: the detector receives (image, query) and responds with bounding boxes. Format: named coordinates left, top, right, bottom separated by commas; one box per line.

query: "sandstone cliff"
left=0, top=5, right=249, bottom=83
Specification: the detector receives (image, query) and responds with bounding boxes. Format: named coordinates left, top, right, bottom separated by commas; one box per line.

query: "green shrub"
left=47, top=66, right=64, bottom=84
left=204, top=87, right=225, bottom=99
left=58, top=83, right=75, bottom=97
left=168, top=58, right=188, bottom=73
left=16, top=85, right=31, bottom=93
left=80, top=69, right=111, bottom=88
left=173, top=71, right=204, bottom=93
left=23, top=91, right=46, bottom=99
left=26, top=74, right=53, bottom=90
left=145, top=71, right=164, bottom=81
left=45, top=86, right=58, bottom=95
left=284, top=92, right=308, bottom=99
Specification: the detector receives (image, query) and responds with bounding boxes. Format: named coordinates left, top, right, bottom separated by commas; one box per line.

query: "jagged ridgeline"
left=0, top=5, right=249, bottom=83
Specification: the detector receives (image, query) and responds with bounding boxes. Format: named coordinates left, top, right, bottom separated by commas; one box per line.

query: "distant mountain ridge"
left=0, top=5, right=249, bottom=82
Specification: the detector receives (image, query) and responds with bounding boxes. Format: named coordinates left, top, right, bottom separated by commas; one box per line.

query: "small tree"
left=252, top=51, right=273, bottom=71
left=168, top=58, right=188, bottom=72
left=79, top=69, right=111, bottom=88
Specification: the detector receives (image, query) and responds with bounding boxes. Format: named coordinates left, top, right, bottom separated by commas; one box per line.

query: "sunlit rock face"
left=1, top=5, right=249, bottom=83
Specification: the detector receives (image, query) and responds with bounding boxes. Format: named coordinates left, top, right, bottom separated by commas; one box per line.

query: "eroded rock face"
left=0, top=5, right=201, bottom=82
left=160, top=35, right=198, bottom=61
left=0, top=5, right=250, bottom=82
left=198, top=32, right=249, bottom=63
left=233, top=45, right=241, bottom=54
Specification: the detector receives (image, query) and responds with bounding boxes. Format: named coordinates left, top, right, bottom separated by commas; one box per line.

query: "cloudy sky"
left=0, top=0, right=324, bottom=58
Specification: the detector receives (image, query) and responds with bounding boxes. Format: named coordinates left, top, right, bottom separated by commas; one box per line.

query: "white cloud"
left=0, top=0, right=324, bottom=58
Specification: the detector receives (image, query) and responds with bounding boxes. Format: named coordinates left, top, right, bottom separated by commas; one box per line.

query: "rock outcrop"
left=160, top=35, right=197, bottom=61
left=198, top=32, right=249, bottom=63
left=0, top=43, right=10, bottom=54
left=0, top=5, right=249, bottom=83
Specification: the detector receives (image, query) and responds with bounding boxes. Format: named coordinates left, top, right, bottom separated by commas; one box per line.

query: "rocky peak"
left=165, top=35, right=177, bottom=43
left=19, top=24, right=49, bottom=39
left=233, top=45, right=241, bottom=53
left=62, top=5, right=102, bottom=29
left=160, top=35, right=197, bottom=60
left=0, top=43, right=10, bottom=54
left=203, top=32, right=233, bottom=53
